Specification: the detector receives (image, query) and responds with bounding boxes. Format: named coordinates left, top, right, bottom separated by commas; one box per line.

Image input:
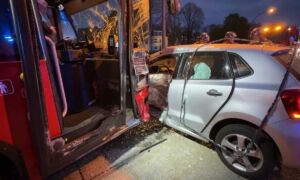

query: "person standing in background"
left=288, top=25, right=299, bottom=46
left=37, top=0, right=57, bottom=40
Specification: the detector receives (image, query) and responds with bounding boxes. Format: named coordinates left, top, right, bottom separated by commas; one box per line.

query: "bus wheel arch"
left=0, top=153, right=20, bottom=179
left=0, top=141, right=29, bottom=180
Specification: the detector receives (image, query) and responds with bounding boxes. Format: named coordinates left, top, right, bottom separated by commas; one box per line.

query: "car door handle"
left=207, top=89, right=223, bottom=96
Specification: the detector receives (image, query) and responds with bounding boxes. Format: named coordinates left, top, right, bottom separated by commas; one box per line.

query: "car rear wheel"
left=215, top=124, right=277, bottom=179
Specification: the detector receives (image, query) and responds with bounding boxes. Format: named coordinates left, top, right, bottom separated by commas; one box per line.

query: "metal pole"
left=248, top=11, right=265, bottom=38
left=118, top=0, right=127, bottom=117
left=251, top=11, right=265, bottom=26
left=162, top=0, right=166, bottom=50
left=127, top=0, right=139, bottom=118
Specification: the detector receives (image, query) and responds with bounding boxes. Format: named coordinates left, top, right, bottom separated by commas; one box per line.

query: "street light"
left=251, top=6, right=277, bottom=24
left=263, top=27, right=270, bottom=33
left=267, top=6, right=277, bottom=15
left=275, top=25, right=283, bottom=32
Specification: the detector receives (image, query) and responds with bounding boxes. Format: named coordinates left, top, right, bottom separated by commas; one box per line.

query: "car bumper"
left=268, top=119, right=300, bottom=167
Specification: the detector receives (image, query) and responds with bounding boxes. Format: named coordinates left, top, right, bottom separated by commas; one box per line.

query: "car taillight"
left=280, top=89, right=300, bottom=119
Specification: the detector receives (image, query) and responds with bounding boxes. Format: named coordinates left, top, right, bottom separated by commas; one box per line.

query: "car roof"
left=150, top=43, right=291, bottom=60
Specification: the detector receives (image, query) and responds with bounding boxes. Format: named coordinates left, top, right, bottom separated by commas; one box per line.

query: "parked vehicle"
left=150, top=43, right=300, bottom=179
left=0, top=0, right=149, bottom=179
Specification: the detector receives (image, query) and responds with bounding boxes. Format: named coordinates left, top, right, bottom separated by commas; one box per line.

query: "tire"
left=215, top=124, right=277, bottom=179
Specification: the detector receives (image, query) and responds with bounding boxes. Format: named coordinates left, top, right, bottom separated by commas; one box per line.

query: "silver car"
left=149, top=44, right=300, bottom=179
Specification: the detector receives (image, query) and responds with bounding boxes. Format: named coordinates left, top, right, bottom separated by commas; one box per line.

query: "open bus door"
left=0, top=0, right=149, bottom=179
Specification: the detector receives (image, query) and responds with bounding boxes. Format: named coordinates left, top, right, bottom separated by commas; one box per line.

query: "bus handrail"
left=45, top=36, right=68, bottom=117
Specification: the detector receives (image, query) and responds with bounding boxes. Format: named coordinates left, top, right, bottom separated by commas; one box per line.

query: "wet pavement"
left=49, top=117, right=300, bottom=180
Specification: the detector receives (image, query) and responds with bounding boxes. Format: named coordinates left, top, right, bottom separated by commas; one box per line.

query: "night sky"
left=181, top=0, right=300, bottom=27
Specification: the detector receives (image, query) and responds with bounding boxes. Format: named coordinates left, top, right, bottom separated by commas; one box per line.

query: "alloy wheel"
left=220, top=134, right=264, bottom=172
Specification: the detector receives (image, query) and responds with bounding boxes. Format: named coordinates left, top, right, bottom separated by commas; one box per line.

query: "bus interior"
left=40, top=0, right=141, bottom=143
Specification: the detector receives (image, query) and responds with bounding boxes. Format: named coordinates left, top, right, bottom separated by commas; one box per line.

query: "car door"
left=167, top=53, right=191, bottom=121
left=168, top=51, right=234, bottom=133
left=149, top=54, right=179, bottom=109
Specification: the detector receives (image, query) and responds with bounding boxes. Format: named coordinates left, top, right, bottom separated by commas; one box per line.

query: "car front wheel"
left=215, top=124, right=277, bottom=179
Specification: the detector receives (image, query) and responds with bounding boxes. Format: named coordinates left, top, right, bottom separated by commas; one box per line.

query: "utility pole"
left=162, top=0, right=167, bottom=50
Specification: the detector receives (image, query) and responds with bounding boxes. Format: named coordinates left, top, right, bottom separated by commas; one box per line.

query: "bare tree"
left=167, top=13, right=182, bottom=45
left=180, top=2, right=204, bottom=43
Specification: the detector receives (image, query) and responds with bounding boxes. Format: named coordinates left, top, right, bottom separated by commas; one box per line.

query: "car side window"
left=177, top=52, right=192, bottom=79
left=150, top=54, right=178, bottom=74
left=188, top=52, right=230, bottom=80
left=229, top=53, right=252, bottom=78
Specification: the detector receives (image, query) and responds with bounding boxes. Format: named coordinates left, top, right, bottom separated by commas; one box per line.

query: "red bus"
left=0, top=0, right=149, bottom=179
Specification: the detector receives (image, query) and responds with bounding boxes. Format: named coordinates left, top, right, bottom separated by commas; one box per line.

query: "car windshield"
left=272, top=48, right=300, bottom=81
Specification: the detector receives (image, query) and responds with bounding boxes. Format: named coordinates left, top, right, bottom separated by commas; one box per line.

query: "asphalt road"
left=49, top=117, right=300, bottom=180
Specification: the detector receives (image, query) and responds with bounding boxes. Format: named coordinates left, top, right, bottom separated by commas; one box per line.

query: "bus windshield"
left=69, top=0, right=118, bottom=50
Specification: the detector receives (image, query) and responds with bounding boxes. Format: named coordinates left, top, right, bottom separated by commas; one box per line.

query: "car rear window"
left=273, top=50, right=300, bottom=81
left=229, top=53, right=252, bottom=78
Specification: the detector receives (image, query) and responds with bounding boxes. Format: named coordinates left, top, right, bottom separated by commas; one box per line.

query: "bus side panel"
left=0, top=90, right=13, bottom=144
left=0, top=62, right=41, bottom=179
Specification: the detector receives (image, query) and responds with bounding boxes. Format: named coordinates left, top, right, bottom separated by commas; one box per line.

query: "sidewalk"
left=63, top=125, right=244, bottom=180
left=52, top=119, right=300, bottom=180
